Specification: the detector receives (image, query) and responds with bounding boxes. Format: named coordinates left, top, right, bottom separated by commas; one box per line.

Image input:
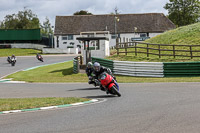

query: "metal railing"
left=91, top=57, right=164, bottom=77
left=113, top=60, right=164, bottom=77
left=91, top=57, right=200, bottom=77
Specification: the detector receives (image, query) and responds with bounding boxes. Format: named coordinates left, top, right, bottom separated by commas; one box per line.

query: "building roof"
left=54, top=13, right=176, bottom=35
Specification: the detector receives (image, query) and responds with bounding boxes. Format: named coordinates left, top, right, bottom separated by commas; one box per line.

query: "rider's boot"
left=100, top=85, right=106, bottom=91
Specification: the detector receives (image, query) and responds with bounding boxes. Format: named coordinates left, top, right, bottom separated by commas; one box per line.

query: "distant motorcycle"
left=7, top=56, right=16, bottom=66
left=99, top=72, right=121, bottom=97
left=36, top=54, right=43, bottom=62
left=7, top=56, right=11, bottom=63
left=10, top=58, right=16, bottom=66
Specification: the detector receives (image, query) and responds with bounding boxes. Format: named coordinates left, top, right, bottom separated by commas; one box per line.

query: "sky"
left=0, top=0, right=169, bottom=27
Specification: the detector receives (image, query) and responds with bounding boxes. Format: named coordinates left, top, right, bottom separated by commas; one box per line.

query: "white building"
left=54, top=13, right=176, bottom=51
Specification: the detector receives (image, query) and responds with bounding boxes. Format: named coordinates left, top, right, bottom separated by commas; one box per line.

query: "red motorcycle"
left=99, top=72, right=121, bottom=97
left=36, top=55, right=44, bottom=62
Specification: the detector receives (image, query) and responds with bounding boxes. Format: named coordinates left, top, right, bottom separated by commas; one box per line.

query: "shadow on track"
left=85, top=95, right=117, bottom=99
left=68, top=87, right=100, bottom=91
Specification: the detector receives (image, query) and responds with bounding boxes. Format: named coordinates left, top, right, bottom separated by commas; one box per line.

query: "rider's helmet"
left=87, top=62, right=93, bottom=68
left=93, top=62, right=101, bottom=72
left=11, top=54, right=15, bottom=58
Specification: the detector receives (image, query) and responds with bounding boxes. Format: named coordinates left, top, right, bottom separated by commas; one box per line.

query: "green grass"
left=107, top=52, right=200, bottom=62
left=145, top=22, right=200, bottom=45
left=6, top=61, right=88, bottom=83
left=116, top=75, right=200, bottom=83
left=5, top=61, right=200, bottom=83
left=0, top=48, right=41, bottom=57
left=0, top=97, right=89, bottom=112
left=109, top=22, right=200, bottom=62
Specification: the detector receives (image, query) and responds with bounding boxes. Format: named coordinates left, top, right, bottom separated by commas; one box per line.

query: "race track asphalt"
left=1, top=55, right=200, bottom=133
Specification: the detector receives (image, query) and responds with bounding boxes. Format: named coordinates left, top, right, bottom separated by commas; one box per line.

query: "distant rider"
left=11, top=54, right=16, bottom=62
left=36, top=53, right=41, bottom=59
left=85, top=62, right=95, bottom=84
left=36, top=53, right=44, bottom=62
left=7, top=56, right=11, bottom=63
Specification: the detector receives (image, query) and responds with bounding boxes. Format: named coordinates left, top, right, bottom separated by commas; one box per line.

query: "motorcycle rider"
left=93, top=62, right=116, bottom=91
left=36, top=53, right=43, bottom=62
left=85, top=62, right=95, bottom=85
left=9, top=54, right=17, bottom=66
left=36, top=53, right=41, bottom=59
left=11, top=54, right=16, bottom=62
left=7, top=56, right=11, bottom=63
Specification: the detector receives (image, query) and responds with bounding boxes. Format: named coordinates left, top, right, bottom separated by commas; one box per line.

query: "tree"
left=164, top=0, right=200, bottom=26
left=41, top=17, right=53, bottom=36
left=0, top=8, right=40, bottom=29
left=73, top=10, right=93, bottom=15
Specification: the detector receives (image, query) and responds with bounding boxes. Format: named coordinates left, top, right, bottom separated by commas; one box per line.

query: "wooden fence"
left=116, top=39, right=200, bottom=59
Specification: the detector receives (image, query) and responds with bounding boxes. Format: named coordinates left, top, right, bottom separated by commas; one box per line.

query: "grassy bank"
left=106, top=54, right=200, bottom=62
left=108, top=22, right=200, bottom=62
left=5, top=61, right=200, bottom=83
left=0, top=48, right=41, bottom=57
left=0, top=97, right=89, bottom=112
left=6, top=61, right=88, bottom=83
left=117, top=75, right=200, bottom=83
left=145, top=22, right=200, bottom=45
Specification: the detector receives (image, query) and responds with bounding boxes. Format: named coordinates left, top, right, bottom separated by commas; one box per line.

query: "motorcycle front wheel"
left=11, top=62, right=15, bottom=66
left=111, top=85, right=121, bottom=97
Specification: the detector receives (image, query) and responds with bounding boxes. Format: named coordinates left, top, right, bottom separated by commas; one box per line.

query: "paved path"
left=1, top=55, right=200, bottom=133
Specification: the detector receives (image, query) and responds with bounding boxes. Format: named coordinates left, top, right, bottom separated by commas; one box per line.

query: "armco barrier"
left=92, top=57, right=164, bottom=77
left=114, top=60, right=164, bottom=77
left=164, top=62, right=200, bottom=77
left=92, top=57, right=114, bottom=71
left=91, top=57, right=200, bottom=77
left=73, top=59, right=79, bottom=74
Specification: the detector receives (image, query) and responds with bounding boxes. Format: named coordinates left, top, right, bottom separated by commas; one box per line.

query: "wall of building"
left=54, top=32, right=162, bottom=50
left=81, top=40, right=110, bottom=64
left=54, top=35, right=82, bottom=53
left=42, top=48, right=78, bottom=54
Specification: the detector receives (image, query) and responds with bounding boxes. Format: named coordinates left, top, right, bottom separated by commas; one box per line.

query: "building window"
left=70, top=42, right=74, bottom=45
left=62, top=36, right=68, bottom=40
left=140, top=33, right=147, bottom=37
left=63, top=42, right=67, bottom=44
left=77, top=45, right=81, bottom=48
left=88, top=34, right=94, bottom=37
left=88, top=41, right=95, bottom=50
left=57, top=36, right=59, bottom=47
left=67, top=46, right=74, bottom=48
left=111, top=34, right=117, bottom=39
left=68, top=35, right=74, bottom=40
